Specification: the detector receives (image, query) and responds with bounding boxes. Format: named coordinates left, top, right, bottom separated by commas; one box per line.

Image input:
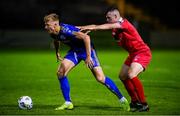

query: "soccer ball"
left=18, top=96, right=33, bottom=110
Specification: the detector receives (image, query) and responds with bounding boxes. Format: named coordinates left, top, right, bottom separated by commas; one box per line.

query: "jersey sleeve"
left=61, top=24, right=80, bottom=38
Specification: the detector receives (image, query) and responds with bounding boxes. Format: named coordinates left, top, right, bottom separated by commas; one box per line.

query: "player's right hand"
left=85, top=57, right=94, bottom=69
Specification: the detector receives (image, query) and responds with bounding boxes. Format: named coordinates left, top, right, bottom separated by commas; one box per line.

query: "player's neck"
left=54, top=25, right=60, bottom=35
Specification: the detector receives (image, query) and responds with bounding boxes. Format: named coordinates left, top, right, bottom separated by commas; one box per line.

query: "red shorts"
left=124, top=51, right=152, bottom=69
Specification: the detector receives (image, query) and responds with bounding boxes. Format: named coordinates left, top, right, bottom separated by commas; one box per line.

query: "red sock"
left=123, top=79, right=139, bottom=103
left=131, top=77, right=147, bottom=104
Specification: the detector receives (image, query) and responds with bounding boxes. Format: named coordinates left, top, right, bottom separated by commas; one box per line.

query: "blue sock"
left=58, top=76, right=71, bottom=102
left=104, top=77, right=124, bottom=99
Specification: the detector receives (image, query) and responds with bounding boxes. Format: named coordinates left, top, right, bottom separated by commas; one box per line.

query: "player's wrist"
left=56, top=52, right=60, bottom=56
left=86, top=55, right=91, bottom=58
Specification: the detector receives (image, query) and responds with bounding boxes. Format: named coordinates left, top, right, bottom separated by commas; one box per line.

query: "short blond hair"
left=44, top=13, right=59, bottom=22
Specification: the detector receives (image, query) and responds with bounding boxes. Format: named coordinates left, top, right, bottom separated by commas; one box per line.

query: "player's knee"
left=56, top=71, right=63, bottom=78
left=57, top=69, right=65, bottom=78
left=96, top=75, right=105, bottom=83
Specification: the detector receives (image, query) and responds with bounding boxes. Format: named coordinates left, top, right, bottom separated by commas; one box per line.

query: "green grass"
left=0, top=49, right=180, bottom=115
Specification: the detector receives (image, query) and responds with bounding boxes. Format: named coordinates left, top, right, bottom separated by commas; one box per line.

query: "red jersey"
left=112, top=19, right=150, bottom=54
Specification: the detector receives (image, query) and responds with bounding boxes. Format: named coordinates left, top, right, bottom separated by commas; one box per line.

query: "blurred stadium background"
left=0, top=0, right=179, bottom=49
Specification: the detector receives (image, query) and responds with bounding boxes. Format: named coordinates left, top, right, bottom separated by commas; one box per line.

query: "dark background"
left=126, top=0, right=179, bottom=29
left=0, top=0, right=179, bottom=29
left=0, top=0, right=179, bottom=49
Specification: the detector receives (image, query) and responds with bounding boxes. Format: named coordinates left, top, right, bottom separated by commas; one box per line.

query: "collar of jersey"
left=118, top=17, right=124, bottom=23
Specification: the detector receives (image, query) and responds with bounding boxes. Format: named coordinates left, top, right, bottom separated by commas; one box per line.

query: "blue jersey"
left=51, top=23, right=100, bottom=67
left=51, top=23, right=94, bottom=51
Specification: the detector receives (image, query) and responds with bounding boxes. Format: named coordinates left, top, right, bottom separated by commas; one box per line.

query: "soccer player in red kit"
left=79, top=7, right=152, bottom=112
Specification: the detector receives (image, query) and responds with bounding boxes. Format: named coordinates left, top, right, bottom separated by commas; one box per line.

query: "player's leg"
left=91, top=66, right=125, bottom=99
left=127, top=62, right=145, bottom=104
left=89, top=49, right=125, bottom=99
left=55, top=58, right=75, bottom=110
left=128, top=62, right=149, bottom=112
left=127, top=51, right=151, bottom=112
left=57, top=59, right=75, bottom=102
left=55, top=50, right=80, bottom=110
left=88, top=49, right=129, bottom=111
left=119, top=64, right=140, bottom=105
left=90, top=66, right=130, bottom=111
left=119, top=54, right=144, bottom=112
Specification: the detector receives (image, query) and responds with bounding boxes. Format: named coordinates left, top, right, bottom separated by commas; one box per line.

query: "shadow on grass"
left=74, top=104, right=123, bottom=111
left=0, top=104, right=120, bottom=109
left=0, top=104, right=56, bottom=110
left=0, top=104, right=129, bottom=115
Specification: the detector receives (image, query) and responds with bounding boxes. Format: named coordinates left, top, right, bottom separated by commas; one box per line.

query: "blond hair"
left=44, top=13, right=59, bottom=22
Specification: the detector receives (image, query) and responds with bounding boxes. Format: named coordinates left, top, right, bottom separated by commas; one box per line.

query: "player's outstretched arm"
left=80, top=23, right=121, bottom=31
left=74, top=31, right=94, bottom=69
left=53, top=40, right=63, bottom=62
left=77, top=25, right=96, bottom=30
left=93, top=23, right=121, bottom=30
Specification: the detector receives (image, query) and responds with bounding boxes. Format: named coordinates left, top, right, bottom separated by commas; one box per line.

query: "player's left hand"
left=84, top=30, right=91, bottom=34
left=80, top=28, right=89, bottom=32
left=56, top=53, right=63, bottom=62
left=56, top=56, right=63, bottom=63
left=85, top=57, right=94, bottom=69
left=80, top=29, right=91, bottom=35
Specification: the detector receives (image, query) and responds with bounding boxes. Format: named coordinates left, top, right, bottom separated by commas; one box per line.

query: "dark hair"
left=105, top=5, right=119, bottom=14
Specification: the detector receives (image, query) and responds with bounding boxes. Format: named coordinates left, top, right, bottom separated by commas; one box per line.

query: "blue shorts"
left=64, top=49, right=100, bottom=67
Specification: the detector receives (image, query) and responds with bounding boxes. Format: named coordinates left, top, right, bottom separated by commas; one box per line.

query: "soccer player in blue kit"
left=44, top=13, right=130, bottom=111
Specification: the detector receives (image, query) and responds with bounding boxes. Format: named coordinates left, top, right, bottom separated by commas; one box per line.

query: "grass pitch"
left=0, top=49, right=180, bottom=115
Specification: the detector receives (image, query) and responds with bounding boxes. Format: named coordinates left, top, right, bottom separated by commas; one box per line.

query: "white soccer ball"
left=18, top=96, right=33, bottom=110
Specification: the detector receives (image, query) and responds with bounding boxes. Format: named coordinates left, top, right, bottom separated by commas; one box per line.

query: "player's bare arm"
left=53, top=39, right=63, bottom=62
left=80, top=23, right=121, bottom=31
left=75, top=26, right=92, bottom=34
left=77, top=25, right=96, bottom=30
left=77, top=25, right=96, bottom=29
left=95, top=23, right=121, bottom=30
left=73, top=31, right=94, bottom=69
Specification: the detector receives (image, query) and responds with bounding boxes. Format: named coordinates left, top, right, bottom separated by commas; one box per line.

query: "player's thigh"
left=91, top=49, right=100, bottom=68
left=128, top=62, right=144, bottom=79
left=91, top=66, right=105, bottom=83
left=119, top=64, right=130, bottom=80
left=57, top=58, right=75, bottom=77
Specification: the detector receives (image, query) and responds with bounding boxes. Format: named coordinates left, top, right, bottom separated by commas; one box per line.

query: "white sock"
left=119, top=97, right=126, bottom=102
left=65, top=101, right=72, bottom=105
